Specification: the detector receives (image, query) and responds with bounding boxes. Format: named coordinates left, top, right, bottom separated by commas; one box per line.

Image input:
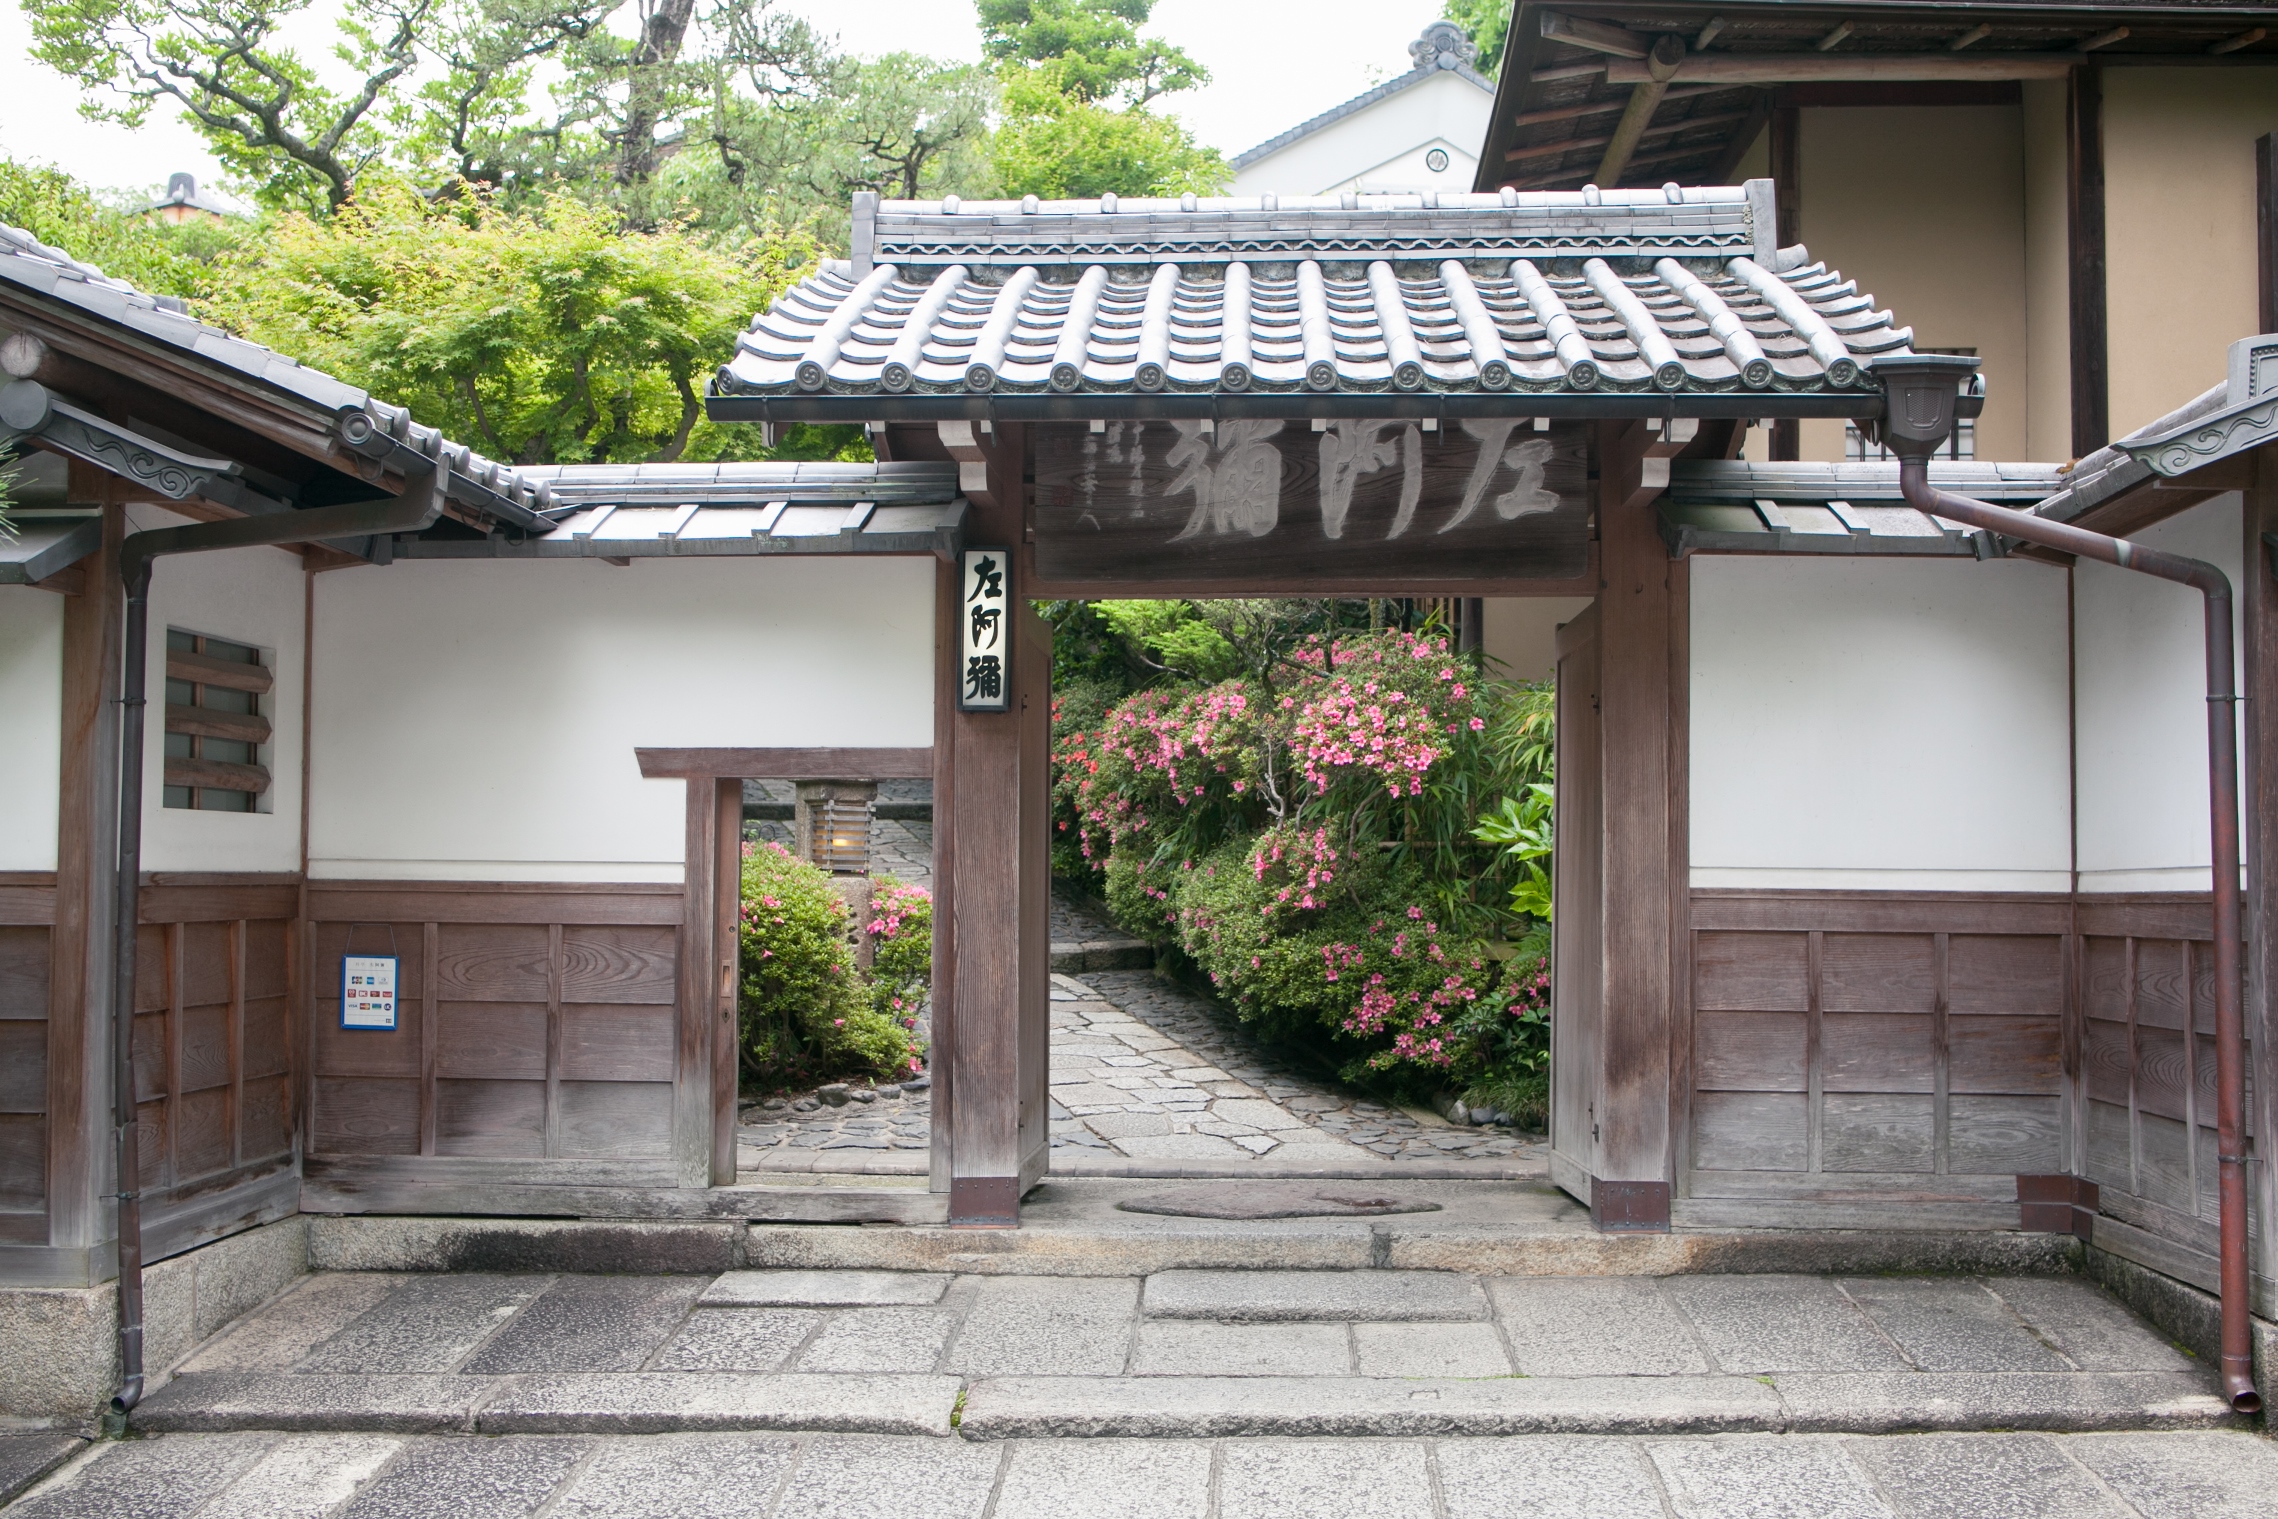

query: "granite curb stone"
left=473, top=1372, right=963, bottom=1435
left=129, top=1373, right=495, bottom=1434
left=955, top=1374, right=1788, bottom=1438
left=0, top=1433, right=87, bottom=1507
left=1771, top=1371, right=2238, bottom=1434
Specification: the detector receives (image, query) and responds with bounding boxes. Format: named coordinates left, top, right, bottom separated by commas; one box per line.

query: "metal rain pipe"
left=1870, top=353, right=2260, bottom=1416
left=104, top=454, right=445, bottom=1420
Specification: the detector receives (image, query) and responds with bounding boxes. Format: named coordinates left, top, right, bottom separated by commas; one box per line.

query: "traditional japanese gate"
left=710, top=184, right=1916, bottom=1226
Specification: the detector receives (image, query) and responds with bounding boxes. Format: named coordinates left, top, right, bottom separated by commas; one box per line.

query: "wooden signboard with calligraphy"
left=1029, top=419, right=1589, bottom=591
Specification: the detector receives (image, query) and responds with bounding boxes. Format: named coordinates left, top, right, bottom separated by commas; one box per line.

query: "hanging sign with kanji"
left=1029, top=419, right=1587, bottom=587
left=958, top=546, right=1012, bottom=712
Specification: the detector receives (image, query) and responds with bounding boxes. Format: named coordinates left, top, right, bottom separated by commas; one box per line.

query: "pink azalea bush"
left=1052, top=626, right=1548, bottom=1095
left=737, top=841, right=919, bottom=1091
left=864, top=876, right=934, bottom=1075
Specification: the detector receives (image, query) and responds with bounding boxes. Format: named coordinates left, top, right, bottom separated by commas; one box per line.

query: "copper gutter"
left=104, top=450, right=444, bottom=1421
left=1874, top=354, right=2260, bottom=1416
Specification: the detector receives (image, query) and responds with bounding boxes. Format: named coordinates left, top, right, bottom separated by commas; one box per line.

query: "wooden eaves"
left=1477, top=2, right=2278, bottom=194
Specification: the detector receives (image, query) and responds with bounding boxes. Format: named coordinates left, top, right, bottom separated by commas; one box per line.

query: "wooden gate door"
left=1549, top=604, right=1602, bottom=1202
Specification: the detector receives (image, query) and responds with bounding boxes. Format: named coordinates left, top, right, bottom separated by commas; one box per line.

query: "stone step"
left=125, top=1364, right=2233, bottom=1441
left=24, top=1427, right=2278, bottom=1518
left=956, top=1371, right=2234, bottom=1440
left=131, top=1371, right=960, bottom=1437
left=1049, top=938, right=1154, bottom=973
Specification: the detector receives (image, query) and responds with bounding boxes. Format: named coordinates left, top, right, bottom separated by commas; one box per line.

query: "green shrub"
left=1165, top=826, right=1499, bottom=1090
left=737, top=842, right=915, bottom=1090
left=864, top=876, right=934, bottom=1073
left=1051, top=622, right=1560, bottom=1104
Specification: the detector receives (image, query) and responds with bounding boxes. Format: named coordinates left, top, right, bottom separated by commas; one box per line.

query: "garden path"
left=736, top=891, right=1545, bottom=1179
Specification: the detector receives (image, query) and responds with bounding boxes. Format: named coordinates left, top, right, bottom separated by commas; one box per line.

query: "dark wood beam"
left=1610, top=52, right=2075, bottom=85
left=1774, top=81, right=2022, bottom=108
left=46, top=465, right=122, bottom=1267
left=1505, top=109, right=1752, bottom=165
left=1590, top=417, right=1675, bottom=1229
left=1771, top=101, right=1802, bottom=463
left=2258, top=131, right=2277, bottom=334
left=634, top=747, right=933, bottom=779
left=2068, top=65, right=2110, bottom=456
left=1541, top=10, right=1649, bottom=60
left=1596, top=35, right=1688, bottom=186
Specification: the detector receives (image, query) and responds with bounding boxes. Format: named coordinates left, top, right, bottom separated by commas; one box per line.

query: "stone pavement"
left=737, top=961, right=1545, bottom=1179
left=11, top=1428, right=2277, bottom=1518
left=105, top=1263, right=2232, bottom=1440
left=14, top=1254, right=2261, bottom=1515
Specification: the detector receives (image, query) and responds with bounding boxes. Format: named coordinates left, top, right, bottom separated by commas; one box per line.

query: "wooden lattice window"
left=163, top=630, right=272, bottom=811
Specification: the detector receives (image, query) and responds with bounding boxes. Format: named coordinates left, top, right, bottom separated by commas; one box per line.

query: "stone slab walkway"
left=737, top=894, right=1546, bottom=1179
left=13, top=1428, right=2277, bottom=1519
left=111, top=1263, right=2232, bottom=1441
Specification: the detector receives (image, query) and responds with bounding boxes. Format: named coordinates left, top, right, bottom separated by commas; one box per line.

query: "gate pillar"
left=930, top=422, right=1051, bottom=1224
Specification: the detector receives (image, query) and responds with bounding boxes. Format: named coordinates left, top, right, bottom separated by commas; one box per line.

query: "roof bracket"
left=0, top=379, right=291, bottom=515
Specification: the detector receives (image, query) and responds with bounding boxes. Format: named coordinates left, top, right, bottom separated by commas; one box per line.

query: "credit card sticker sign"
left=342, top=956, right=399, bottom=1031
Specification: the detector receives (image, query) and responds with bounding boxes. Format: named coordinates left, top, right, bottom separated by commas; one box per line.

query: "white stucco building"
left=1228, top=21, right=1495, bottom=198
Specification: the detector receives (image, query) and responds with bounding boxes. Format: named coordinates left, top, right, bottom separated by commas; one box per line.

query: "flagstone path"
left=737, top=896, right=1545, bottom=1178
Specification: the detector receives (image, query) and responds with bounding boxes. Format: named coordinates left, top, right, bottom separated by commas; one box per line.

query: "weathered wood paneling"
left=304, top=880, right=691, bottom=1201
left=0, top=916, right=52, bottom=1221
left=112, top=886, right=300, bottom=1231
left=2074, top=893, right=2258, bottom=1268
left=1687, top=892, right=2077, bottom=1197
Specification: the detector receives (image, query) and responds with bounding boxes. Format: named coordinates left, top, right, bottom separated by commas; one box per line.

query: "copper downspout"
left=1875, top=354, right=2260, bottom=1415
left=103, top=445, right=444, bottom=1421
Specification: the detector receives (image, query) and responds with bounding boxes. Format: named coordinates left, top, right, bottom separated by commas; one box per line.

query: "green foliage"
left=977, top=0, right=1204, bottom=105
left=988, top=67, right=1226, bottom=199
left=863, top=876, right=934, bottom=1051
left=1474, top=783, right=1554, bottom=921
left=1092, top=600, right=1240, bottom=683
left=202, top=180, right=812, bottom=464
left=0, top=158, right=237, bottom=298
left=794, top=53, right=997, bottom=202
left=737, top=841, right=916, bottom=1090
left=24, top=0, right=432, bottom=211
left=1439, top=0, right=1510, bottom=78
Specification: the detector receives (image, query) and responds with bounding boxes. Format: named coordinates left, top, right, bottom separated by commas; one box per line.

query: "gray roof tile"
left=720, top=184, right=1911, bottom=403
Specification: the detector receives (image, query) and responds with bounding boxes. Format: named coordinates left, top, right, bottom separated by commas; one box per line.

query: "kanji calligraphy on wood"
left=1030, top=419, right=1588, bottom=586
left=959, top=546, right=1013, bottom=712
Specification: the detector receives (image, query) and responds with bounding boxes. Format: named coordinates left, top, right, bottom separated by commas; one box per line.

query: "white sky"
left=0, top=0, right=1446, bottom=199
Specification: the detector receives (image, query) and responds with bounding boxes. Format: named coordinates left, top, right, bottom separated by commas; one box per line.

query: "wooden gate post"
left=931, top=422, right=1050, bottom=1224
left=1588, top=420, right=1679, bottom=1230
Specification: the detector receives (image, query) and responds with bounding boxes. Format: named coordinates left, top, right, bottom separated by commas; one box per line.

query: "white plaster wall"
left=1691, top=556, right=2072, bottom=890
left=132, top=503, right=308, bottom=875
left=0, top=586, right=64, bottom=872
left=308, top=556, right=936, bottom=883
left=2074, top=494, right=2246, bottom=892
left=1232, top=71, right=1491, bottom=198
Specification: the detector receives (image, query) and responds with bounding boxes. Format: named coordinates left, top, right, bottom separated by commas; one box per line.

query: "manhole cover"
left=1116, top=1184, right=1443, bottom=1219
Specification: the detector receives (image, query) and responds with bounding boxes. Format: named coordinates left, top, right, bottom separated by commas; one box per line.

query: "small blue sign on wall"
left=341, top=955, right=399, bottom=1031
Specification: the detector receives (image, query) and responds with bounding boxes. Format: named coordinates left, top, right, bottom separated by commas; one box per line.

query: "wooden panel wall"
left=2078, top=895, right=2261, bottom=1267
left=1686, top=893, right=2072, bottom=1205
left=303, top=883, right=684, bottom=1194
left=130, top=880, right=300, bottom=1211
left=0, top=879, right=55, bottom=1244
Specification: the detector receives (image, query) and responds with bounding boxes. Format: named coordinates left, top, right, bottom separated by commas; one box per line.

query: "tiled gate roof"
left=714, top=183, right=1914, bottom=414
